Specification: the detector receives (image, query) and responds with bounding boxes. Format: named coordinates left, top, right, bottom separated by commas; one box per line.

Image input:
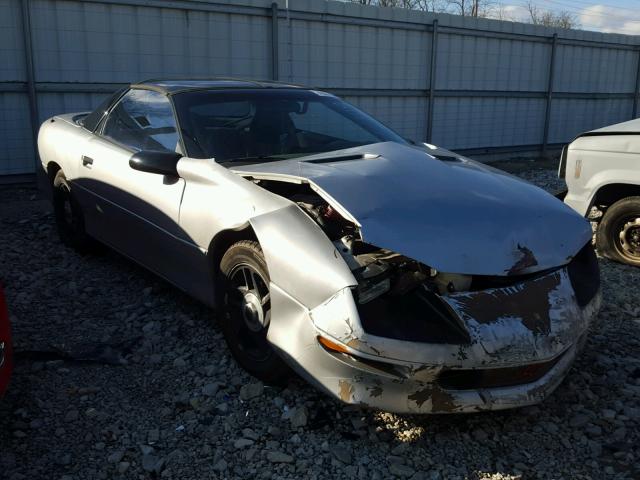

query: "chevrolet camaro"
left=37, top=79, right=601, bottom=413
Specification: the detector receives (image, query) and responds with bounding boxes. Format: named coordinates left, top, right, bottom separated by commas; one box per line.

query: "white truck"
left=561, top=118, right=640, bottom=266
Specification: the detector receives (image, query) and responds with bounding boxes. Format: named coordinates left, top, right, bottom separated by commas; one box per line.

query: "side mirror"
left=129, top=151, right=181, bottom=176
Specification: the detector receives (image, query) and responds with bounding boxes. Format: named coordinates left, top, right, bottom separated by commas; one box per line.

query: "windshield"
left=171, top=89, right=407, bottom=163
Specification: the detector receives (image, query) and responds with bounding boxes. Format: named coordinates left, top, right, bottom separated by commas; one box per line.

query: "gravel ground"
left=1, top=166, right=639, bottom=480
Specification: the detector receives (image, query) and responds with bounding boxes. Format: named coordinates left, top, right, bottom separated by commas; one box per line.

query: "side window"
left=102, top=89, right=179, bottom=153
left=82, top=87, right=126, bottom=132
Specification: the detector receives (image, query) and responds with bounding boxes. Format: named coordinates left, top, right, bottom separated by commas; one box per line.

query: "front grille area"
left=358, top=289, right=471, bottom=345
left=438, top=353, right=564, bottom=390
left=567, top=242, right=600, bottom=307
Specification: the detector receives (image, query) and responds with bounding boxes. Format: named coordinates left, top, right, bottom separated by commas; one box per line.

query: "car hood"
left=231, top=142, right=592, bottom=276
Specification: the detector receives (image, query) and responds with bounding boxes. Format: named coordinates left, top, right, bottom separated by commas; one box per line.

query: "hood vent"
left=304, top=153, right=379, bottom=164
left=431, top=154, right=460, bottom=162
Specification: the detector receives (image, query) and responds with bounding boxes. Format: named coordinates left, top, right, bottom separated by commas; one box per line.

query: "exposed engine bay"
left=253, top=180, right=504, bottom=344
left=257, top=177, right=572, bottom=297
left=252, top=177, right=601, bottom=349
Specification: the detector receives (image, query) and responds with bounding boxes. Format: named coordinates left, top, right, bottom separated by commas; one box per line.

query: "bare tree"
left=347, top=0, right=468, bottom=14
left=439, top=0, right=494, bottom=16
left=413, top=0, right=450, bottom=12
left=345, top=0, right=578, bottom=28
left=526, top=1, right=580, bottom=29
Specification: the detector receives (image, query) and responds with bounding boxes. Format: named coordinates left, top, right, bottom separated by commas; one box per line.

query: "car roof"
left=131, top=78, right=307, bottom=95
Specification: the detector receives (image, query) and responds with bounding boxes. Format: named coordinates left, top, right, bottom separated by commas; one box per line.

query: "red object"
left=322, top=205, right=342, bottom=221
left=0, top=285, right=12, bottom=396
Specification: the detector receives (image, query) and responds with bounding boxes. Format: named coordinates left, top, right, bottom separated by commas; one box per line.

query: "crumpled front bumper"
left=293, top=336, right=588, bottom=414
left=267, top=266, right=601, bottom=414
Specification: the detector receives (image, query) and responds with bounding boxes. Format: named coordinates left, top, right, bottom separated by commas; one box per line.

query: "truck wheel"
left=596, top=196, right=640, bottom=266
left=52, top=171, right=93, bottom=253
left=218, top=240, right=290, bottom=384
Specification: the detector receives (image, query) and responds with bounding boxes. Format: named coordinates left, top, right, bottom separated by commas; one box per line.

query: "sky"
left=500, top=0, right=640, bottom=35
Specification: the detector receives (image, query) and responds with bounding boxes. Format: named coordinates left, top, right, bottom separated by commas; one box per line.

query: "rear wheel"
left=52, top=170, right=93, bottom=253
left=596, top=196, right=640, bottom=266
left=218, top=241, right=289, bottom=384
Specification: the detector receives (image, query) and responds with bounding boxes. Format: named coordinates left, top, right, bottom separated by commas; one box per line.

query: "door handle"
left=82, top=155, right=94, bottom=167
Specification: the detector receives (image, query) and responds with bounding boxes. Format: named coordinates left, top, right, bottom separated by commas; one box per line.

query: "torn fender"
left=249, top=204, right=357, bottom=309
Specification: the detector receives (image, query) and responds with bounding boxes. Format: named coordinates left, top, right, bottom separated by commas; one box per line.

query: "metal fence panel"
left=284, top=19, right=429, bottom=89
left=436, top=33, right=550, bottom=92
left=2, top=0, right=640, bottom=177
left=554, top=44, right=638, bottom=93
left=548, top=98, right=634, bottom=144
left=0, top=93, right=33, bottom=174
left=29, top=0, right=272, bottom=83
left=0, top=0, right=26, bottom=82
left=432, top=97, right=546, bottom=149
left=38, top=91, right=108, bottom=122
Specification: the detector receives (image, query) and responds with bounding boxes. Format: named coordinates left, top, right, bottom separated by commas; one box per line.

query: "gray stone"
left=242, top=428, right=259, bottom=440
left=166, top=449, right=185, bottom=465
left=213, top=459, right=228, bottom=471
left=173, top=357, right=186, bottom=368
left=142, top=454, right=163, bottom=473
left=139, top=445, right=154, bottom=456
left=391, top=444, right=409, bottom=455
left=330, top=445, right=352, bottom=464
left=267, top=451, right=294, bottom=463
left=142, top=321, right=156, bottom=333
left=202, top=383, right=219, bottom=397
left=239, top=382, right=264, bottom=401
left=585, top=424, right=602, bottom=437
left=107, top=451, right=125, bottom=464
left=64, top=410, right=79, bottom=422
left=387, top=455, right=405, bottom=464
left=56, top=454, right=72, bottom=466
left=234, top=438, right=254, bottom=449
left=569, top=414, right=590, bottom=428
left=148, top=429, right=160, bottom=443
left=389, top=463, right=416, bottom=478
left=290, top=406, right=308, bottom=429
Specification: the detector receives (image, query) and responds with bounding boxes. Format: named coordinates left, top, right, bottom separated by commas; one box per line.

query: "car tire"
left=596, top=196, right=640, bottom=266
left=218, top=240, right=290, bottom=384
left=52, top=170, right=93, bottom=253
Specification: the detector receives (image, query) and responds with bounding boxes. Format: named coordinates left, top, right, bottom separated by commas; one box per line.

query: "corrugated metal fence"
left=2, top=0, right=640, bottom=177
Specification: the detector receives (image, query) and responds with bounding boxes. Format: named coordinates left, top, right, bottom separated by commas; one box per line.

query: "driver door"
left=76, top=88, right=192, bottom=281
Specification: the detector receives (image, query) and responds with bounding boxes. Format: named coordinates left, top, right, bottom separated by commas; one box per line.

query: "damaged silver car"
left=38, top=79, right=601, bottom=413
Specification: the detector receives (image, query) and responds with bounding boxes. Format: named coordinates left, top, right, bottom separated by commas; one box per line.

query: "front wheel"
left=52, top=170, right=93, bottom=253
left=596, top=196, right=640, bottom=266
left=218, top=240, right=290, bottom=384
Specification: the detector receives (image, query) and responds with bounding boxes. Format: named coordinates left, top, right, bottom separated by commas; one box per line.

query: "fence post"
left=426, top=19, right=438, bottom=143
left=271, top=2, right=279, bottom=81
left=633, top=49, right=640, bottom=119
left=541, top=33, right=557, bottom=158
left=19, top=0, right=40, bottom=177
